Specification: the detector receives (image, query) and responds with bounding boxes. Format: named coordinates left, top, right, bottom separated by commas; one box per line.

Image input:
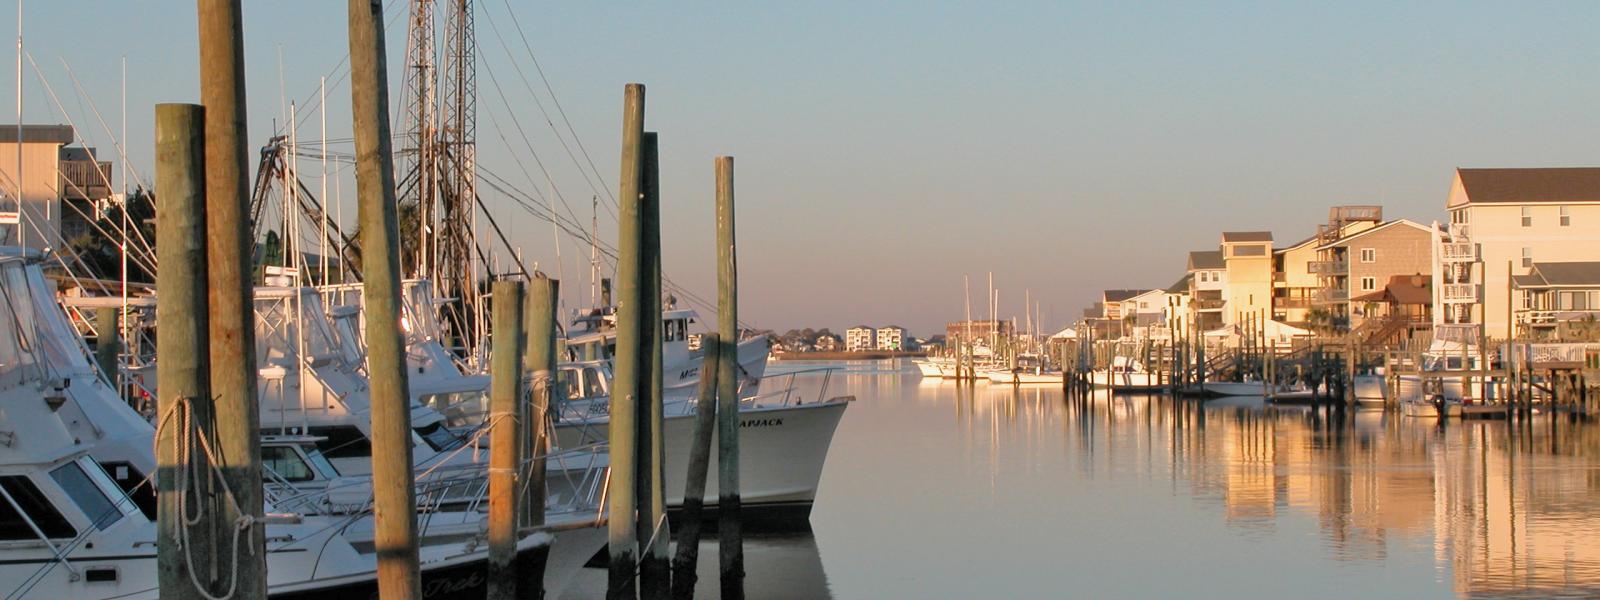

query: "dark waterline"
left=566, top=359, right=1600, bottom=599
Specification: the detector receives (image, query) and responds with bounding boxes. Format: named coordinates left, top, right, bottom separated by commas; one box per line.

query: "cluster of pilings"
left=153, top=3, right=752, bottom=600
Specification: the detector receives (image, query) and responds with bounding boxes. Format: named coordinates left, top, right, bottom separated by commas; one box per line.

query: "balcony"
left=1308, top=259, right=1348, bottom=275
left=1448, top=223, right=1470, bottom=240
left=1315, top=288, right=1350, bottom=303
left=1192, top=298, right=1225, bottom=311
left=60, top=160, right=114, bottom=201
left=1440, top=241, right=1476, bottom=262
left=1275, top=297, right=1312, bottom=309
left=1443, top=283, right=1480, bottom=303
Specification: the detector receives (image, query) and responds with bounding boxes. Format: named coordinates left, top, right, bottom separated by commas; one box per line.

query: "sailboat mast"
left=14, top=0, right=22, bottom=248
left=320, top=77, right=328, bottom=285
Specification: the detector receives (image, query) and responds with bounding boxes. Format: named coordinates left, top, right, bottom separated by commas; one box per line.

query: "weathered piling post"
left=639, top=131, right=671, bottom=599
left=154, top=103, right=223, bottom=600
left=94, top=306, right=119, bottom=385
left=348, top=0, right=422, bottom=593
left=671, top=333, right=723, bottom=599
left=197, top=2, right=266, bottom=596
left=487, top=280, right=526, bottom=600
left=609, top=82, right=647, bottom=598
left=715, top=155, right=747, bottom=599
left=522, top=274, right=558, bottom=594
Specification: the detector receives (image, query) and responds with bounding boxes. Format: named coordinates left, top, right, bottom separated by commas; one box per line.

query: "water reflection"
left=567, top=360, right=1600, bottom=598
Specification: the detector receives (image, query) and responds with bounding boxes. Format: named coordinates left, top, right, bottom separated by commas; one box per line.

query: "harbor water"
left=566, top=359, right=1600, bottom=599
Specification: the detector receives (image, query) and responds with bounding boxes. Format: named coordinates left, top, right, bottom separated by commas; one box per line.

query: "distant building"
left=814, top=334, right=841, bottom=352
left=944, top=319, right=1013, bottom=348
left=876, top=326, right=907, bottom=350
left=1351, top=274, right=1433, bottom=344
left=1187, top=249, right=1227, bottom=331
left=1221, top=231, right=1274, bottom=330
left=0, top=124, right=112, bottom=251
left=1312, top=215, right=1431, bottom=330
left=845, top=326, right=876, bottom=351
left=1513, top=262, right=1600, bottom=338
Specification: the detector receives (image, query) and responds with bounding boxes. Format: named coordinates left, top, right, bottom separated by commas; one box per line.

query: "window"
left=1198, top=272, right=1208, bottom=283
left=415, top=422, right=468, bottom=452
left=1522, top=206, right=1533, bottom=227
left=262, top=446, right=317, bottom=482
left=1561, top=205, right=1571, bottom=227
left=1451, top=209, right=1470, bottom=224
left=0, top=476, right=75, bottom=539
left=308, top=426, right=372, bottom=460
left=1360, top=277, right=1377, bottom=292
left=49, top=461, right=122, bottom=531
left=1522, top=247, right=1533, bottom=268
left=1359, top=248, right=1375, bottom=263
left=1564, top=291, right=1589, bottom=311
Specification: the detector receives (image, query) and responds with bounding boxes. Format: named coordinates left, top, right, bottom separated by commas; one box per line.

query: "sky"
left=5, top=1, right=1600, bottom=338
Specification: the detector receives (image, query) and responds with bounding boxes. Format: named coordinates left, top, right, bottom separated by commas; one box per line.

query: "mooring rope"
left=153, top=397, right=257, bottom=600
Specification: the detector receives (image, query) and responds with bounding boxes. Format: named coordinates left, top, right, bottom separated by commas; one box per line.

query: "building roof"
left=1515, top=262, right=1600, bottom=288
left=1221, top=231, right=1273, bottom=243
left=1314, top=219, right=1431, bottom=251
left=1187, top=250, right=1224, bottom=270
left=1354, top=274, right=1432, bottom=304
left=0, top=124, right=74, bottom=145
left=1457, top=167, right=1600, bottom=204
left=1102, top=289, right=1148, bottom=302
left=1166, top=274, right=1191, bottom=294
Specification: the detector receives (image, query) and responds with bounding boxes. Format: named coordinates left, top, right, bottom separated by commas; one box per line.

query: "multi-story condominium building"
left=1312, top=218, right=1432, bottom=330
left=1438, top=167, right=1600, bottom=339
left=1221, top=231, right=1274, bottom=329
left=1511, top=262, right=1600, bottom=338
left=845, top=326, right=876, bottom=351
left=1186, top=250, right=1226, bottom=331
left=875, top=326, right=907, bottom=350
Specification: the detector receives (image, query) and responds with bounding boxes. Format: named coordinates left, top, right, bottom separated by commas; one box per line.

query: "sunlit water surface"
left=565, top=359, right=1600, bottom=599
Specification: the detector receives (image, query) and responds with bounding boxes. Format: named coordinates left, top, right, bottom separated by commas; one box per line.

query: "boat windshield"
left=49, top=459, right=125, bottom=531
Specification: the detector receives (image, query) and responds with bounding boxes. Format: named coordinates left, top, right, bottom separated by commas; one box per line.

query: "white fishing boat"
left=1353, top=374, right=1387, bottom=406
left=913, top=357, right=953, bottom=378
left=1090, top=356, right=1166, bottom=392
left=553, top=361, right=850, bottom=523
left=565, top=304, right=771, bottom=394
left=984, top=369, right=1066, bottom=385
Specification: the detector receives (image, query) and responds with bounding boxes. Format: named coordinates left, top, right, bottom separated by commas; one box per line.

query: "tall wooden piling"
left=639, top=132, right=670, bottom=599
left=671, top=333, right=722, bottom=599
left=197, top=2, right=265, bottom=596
left=154, top=103, right=219, bottom=600
left=522, top=274, right=557, bottom=595
left=348, top=0, right=422, bottom=594
left=95, top=306, right=119, bottom=385
left=715, top=155, right=746, bottom=599
left=609, top=82, right=647, bottom=598
left=487, top=280, right=526, bottom=600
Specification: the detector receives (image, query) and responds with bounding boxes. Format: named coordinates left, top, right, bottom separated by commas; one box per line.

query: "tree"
left=61, top=187, right=157, bottom=284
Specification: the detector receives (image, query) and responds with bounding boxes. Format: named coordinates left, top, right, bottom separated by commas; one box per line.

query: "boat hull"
left=553, top=400, right=848, bottom=524
left=984, top=370, right=1065, bottom=384
left=1089, top=371, right=1166, bottom=392
left=1185, top=381, right=1265, bottom=397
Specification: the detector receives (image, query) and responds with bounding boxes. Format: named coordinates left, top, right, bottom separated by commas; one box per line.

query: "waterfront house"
left=1512, top=262, right=1600, bottom=338
left=876, top=326, right=908, bottom=351
left=1186, top=250, right=1226, bottom=332
left=814, top=333, right=841, bottom=352
left=1438, top=167, right=1600, bottom=339
left=0, top=124, right=113, bottom=251
left=1121, top=288, right=1170, bottom=339
left=1313, top=218, right=1432, bottom=331
left=846, top=325, right=876, bottom=351
left=1350, top=274, right=1433, bottom=344
left=1221, top=231, right=1274, bottom=330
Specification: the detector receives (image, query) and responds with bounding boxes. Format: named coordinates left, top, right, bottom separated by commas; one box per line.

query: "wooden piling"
left=347, top=0, right=421, bottom=593
left=487, top=280, right=526, bottom=600
left=671, top=333, right=723, bottom=599
left=715, top=155, right=746, bottom=599
left=522, top=274, right=558, bottom=595
left=639, top=131, right=670, bottom=599
left=154, top=103, right=218, bottom=600
left=197, top=2, right=265, bottom=596
left=609, top=82, right=647, bottom=598
left=94, top=306, right=119, bottom=386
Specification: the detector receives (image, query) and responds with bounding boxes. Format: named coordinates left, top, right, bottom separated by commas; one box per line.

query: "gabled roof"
left=1515, top=262, right=1600, bottom=288
left=1166, top=274, right=1191, bottom=294
left=1353, top=274, right=1431, bottom=304
left=1458, top=167, right=1600, bottom=204
left=1314, top=219, right=1430, bottom=251
left=1102, top=289, right=1148, bottom=303
left=1222, top=231, right=1273, bottom=243
left=1187, top=250, right=1224, bottom=270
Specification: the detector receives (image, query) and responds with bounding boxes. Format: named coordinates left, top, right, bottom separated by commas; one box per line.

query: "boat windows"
left=664, top=319, right=687, bottom=342
left=584, top=367, right=606, bottom=398
left=262, top=446, right=318, bottom=482
left=307, top=426, right=373, bottom=459
left=50, top=461, right=124, bottom=531
left=0, top=476, right=76, bottom=539
left=303, top=447, right=341, bottom=478
left=415, top=421, right=470, bottom=452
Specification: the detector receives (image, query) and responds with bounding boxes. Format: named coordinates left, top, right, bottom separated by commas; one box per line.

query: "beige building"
left=1313, top=219, right=1432, bottom=330
left=1439, top=167, right=1600, bottom=339
left=0, top=125, right=106, bottom=251
left=845, top=326, right=875, bottom=351
left=1221, top=231, right=1274, bottom=328
left=875, top=326, right=907, bottom=350
left=1186, top=250, right=1226, bottom=331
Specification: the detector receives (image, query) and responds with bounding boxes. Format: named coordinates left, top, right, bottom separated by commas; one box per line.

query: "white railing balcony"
left=1443, top=283, right=1480, bottom=303
left=1448, top=223, right=1471, bottom=240
left=1308, top=260, right=1348, bottom=275
left=1315, top=288, right=1349, bottom=303
left=1441, top=242, right=1476, bottom=262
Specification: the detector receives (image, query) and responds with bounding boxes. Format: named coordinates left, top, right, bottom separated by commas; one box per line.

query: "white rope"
left=153, top=397, right=257, bottom=600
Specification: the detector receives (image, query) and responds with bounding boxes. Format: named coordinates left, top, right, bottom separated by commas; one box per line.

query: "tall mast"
left=319, top=77, right=328, bottom=285
left=590, top=195, right=599, bottom=306
left=14, top=0, right=22, bottom=247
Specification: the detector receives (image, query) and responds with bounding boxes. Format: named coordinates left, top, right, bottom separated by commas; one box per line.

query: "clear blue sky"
left=7, top=1, right=1600, bottom=337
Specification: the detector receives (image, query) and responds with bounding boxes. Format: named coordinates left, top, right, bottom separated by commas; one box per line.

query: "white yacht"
left=1090, top=356, right=1166, bottom=392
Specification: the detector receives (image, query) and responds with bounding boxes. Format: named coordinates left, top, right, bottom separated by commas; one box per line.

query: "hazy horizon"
left=7, top=2, right=1600, bottom=338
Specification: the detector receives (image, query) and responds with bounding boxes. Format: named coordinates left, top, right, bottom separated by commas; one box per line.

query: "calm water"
left=566, top=359, right=1600, bottom=599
